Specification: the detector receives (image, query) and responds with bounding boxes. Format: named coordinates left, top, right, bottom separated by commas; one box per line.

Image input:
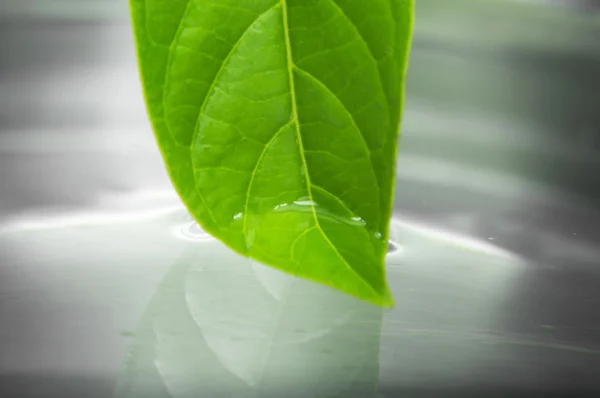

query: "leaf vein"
left=242, top=120, right=294, bottom=238
left=311, top=185, right=357, bottom=219
left=328, top=0, right=393, bottom=122
left=292, top=66, right=372, bottom=153
left=281, top=0, right=380, bottom=299
left=190, top=2, right=281, bottom=148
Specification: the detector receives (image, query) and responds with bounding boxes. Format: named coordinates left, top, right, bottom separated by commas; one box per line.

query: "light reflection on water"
left=106, top=208, right=523, bottom=398
left=14, top=199, right=515, bottom=398
left=1, top=196, right=599, bottom=396
left=0, top=181, right=512, bottom=262
left=0, top=187, right=520, bottom=263
left=172, top=216, right=517, bottom=263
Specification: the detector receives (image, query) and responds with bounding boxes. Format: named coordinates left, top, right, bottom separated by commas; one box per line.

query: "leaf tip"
left=380, top=287, right=395, bottom=309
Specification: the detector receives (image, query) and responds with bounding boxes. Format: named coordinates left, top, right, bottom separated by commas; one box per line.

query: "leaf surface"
left=129, top=0, right=414, bottom=306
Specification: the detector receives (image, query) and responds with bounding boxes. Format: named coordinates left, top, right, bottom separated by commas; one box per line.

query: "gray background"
left=1, top=1, right=600, bottom=397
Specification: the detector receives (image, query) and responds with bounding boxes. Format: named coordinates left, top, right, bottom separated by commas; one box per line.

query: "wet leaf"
left=129, top=0, right=413, bottom=306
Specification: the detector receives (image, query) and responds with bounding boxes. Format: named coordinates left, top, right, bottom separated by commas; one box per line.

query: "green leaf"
left=128, top=0, right=414, bottom=307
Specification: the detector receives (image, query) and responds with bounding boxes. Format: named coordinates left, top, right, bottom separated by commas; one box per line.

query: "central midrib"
left=280, top=0, right=379, bottom=298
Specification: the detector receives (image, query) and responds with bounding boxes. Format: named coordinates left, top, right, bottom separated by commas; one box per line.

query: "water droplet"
left=350, top=216, right=366, bottom=226
left=293, top=198, right=317, bottom=207
left=274, top=203, right=288, bottom=211
left=387, top=241, right=399, bottom=253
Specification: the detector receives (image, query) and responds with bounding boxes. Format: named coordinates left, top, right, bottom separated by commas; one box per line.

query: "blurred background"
left=1, top=1, right=600, bottom=397
left=1, top=0, right=600, bottom=219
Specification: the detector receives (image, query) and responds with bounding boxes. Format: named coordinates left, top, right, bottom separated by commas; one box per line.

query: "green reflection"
left=113, top=240, right=384, bottom=398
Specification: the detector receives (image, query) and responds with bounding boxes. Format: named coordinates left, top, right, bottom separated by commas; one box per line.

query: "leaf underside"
left=129, top=0, right=413, bottom=307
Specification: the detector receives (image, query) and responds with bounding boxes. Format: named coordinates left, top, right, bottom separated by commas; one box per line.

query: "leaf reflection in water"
left=113, top=238, right=384, bottom=398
